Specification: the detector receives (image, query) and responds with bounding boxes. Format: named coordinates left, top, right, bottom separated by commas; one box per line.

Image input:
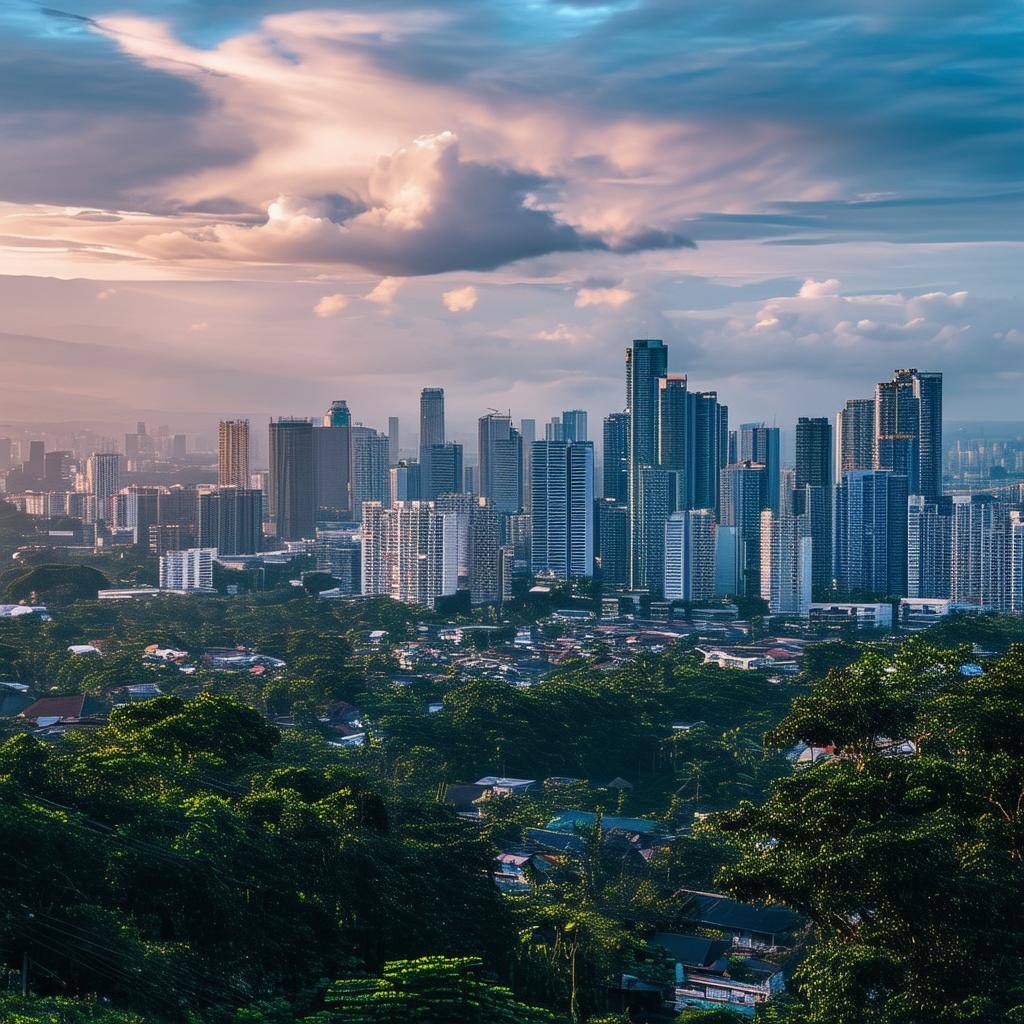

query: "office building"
left=634, top=465, right=671, bottom=591
left=658, top=375, right=692, bottom=511
left=715, top=526, right=741, bottom=596
left=545, top=416, right=563, bottom=442
left=508, top=512, right=532, bottom=565
left=218, top=420, right=250, bottom=488
left=159, top=548, right=215, bottom=593
left=719, top=461, right=767, bottom=595
left=520, top=418, right=536, bottom=511
left=907, top=495, right=952, bottom=599
left=596, top=499, right=629, bottom=589
left=419, top=388, right=445, bottom=458
left=422, top=442, right=463, bottom=500
left=760, top=509, right=813, bottom=615
left=269, top=418, right=316, bottom=540
left=388, top=416, right=400, bottom=465
left=530, top=440, right=595, bottom=579
left=835, top=399, right=874, bottom=479
left=561, top=409, right=588, bottom=443
left=626, top=339, right=668, bottom=586
left=314, top=412, right=351, bottom=519
left=43, top=451, right=74, bottom=490
left=738, top=423, right=781, bottom=512
left=325, top=399, right=351, bottom=427
left=389, top=461, right=422, bottom=504
left=693, top=391, right=727, bottom=514
left=602, top=412, right=629, bottom=506
left=198, top=488, right=263, bottom=556
left=835, top=470, right=908, bottom=596
left=478, top=412, right=522, bottom=514
left=663, top=509, right=716, bottom=602
left=874, top=368, right=943, bottom=500
left=793, top=416, right=834, bottom=590
left=350, top=426, right=390, bottom=522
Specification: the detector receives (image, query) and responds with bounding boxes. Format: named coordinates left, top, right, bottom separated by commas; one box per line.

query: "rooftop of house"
left=678, top=889, right=802, bottom=936
left=21, top=694, right=108, bottom=722
left=545, top=810, right=664, bottom=836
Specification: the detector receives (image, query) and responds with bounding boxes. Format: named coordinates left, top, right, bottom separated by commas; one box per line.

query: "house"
left=142, top=645, right=189, bottom=664
left=545, top=810, right=664, bottom=837
left=494, top=850, right=555, bottom=893
left=474, top=776, right=540, bottom=795
left=676, top=890, right=802, bottom=951
left=20, top=694, right=109, bottom=736
left=0, top=682, right=32, bottom=717
left=67, top=644, right=101, bottom=656
left=652, top=932, right=785, bottom=1017
left=0, top=604, right=49, bottom=620
left=442, top=782, right=491, bottom=818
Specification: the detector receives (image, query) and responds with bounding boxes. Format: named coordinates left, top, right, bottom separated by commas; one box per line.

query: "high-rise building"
left=545, top=416, right=563, bottom=442
left=469, top=498, right=502, bottom=604
left=530, top=440, right=594, bottom=579
left=595, top=499, right=629, bottom=589
left=693, top=392, right=727, bottom=514
left=437, top=491, right=474, bottom=584
left=907, top=495, right=952, bottom=599
left=389, top=461, right=422, bottom=504
left=835, top=398, right=874, bottom=479
left=626, top=339, right=668, bottom=586
left=719, top=461, right=767, bottom=596
left=422, top=442, right=463, bottom=500
left=794, top=417, right=834, bottom=591
left=218, top=420, right=250, bottom=489
left=269, top=418, right=316, bottom=541
left=715, top=526, right=741, bottom=596
left=419, top=388, right=445, bottom=458
left=602, top=412, right=629, bottom=506
left=561, top=410, right=588, bottom=443
left=508, top=512, right=532, bottom=566
left=796, top=418, right=832, bottom=491
left=350, top=427, right=390, bottom=523
left=0, top=438, right=12, bottom=472
left=43, top=451, right=73, bottom=490
left=314, top=529, right=360, bottom=595
left=874, top=369, right=942, bottom=500
left=198, top=488, right=263, bottom=555
left=663, top=509, right=716, bottom=602
left=635, top=465, right=671, bottom=591
left=172, top=434, right=187, bottom=460
left=87, top=453, right=121, bottom=516
left=951, top=494, right=1008, bottom=610
left=27, top=441, right=45, bottom=480
left=658, top=375, right=692, bottom=512
left=520, top=418, right=536, bottom=511
left=738, top=423, right=781, bottom=513
left=835, top=470, right=909, bottom=596
left=760, top=508, right=813, bottom=615
left=159, top=548, right=215, bottom=592
left=315, top=406, right=351, bottom=518
left=478, top=413, right=522, bottom=515
left=388, top=417, right=400, bottom=465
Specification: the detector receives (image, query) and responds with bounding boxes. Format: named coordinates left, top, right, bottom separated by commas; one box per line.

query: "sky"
left=1, top=0, right=1022, bottom=438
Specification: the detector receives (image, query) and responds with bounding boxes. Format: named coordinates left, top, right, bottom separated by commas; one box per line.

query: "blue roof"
left=545, top=810, right=665, bottom=836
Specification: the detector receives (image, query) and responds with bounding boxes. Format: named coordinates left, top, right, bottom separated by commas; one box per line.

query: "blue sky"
left=0, top=0, right=1022, bottom=431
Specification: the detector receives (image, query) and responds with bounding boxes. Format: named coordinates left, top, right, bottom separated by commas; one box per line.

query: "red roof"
left=21, top=695, right=106, bottom=721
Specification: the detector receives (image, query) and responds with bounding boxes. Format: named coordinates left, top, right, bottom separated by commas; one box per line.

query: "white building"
left=760, top=509, right=813, bottom=616
left=664, top=509, right=716, bottom=601
left=808, top=602, right=893, bottom=630
left=159, top=548, right=216, bottom=593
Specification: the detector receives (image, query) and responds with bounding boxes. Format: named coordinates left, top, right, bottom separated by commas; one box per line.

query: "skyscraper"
left=795, top=418, right=832, bottom=491
left=835, top=470, right=908, bottom=596
left=635, top=465, right=671, bottom=592
left=469, top=498, right=502, bottom=604
left=419, top=388, right=445, bottom=458
left=760, top=508, right=813, bottom=615
left=719, top=461, right=767, bottom=596
left=388, top=417, right=400, bottom=465
left=198, top=488, right=263, bottom=555
left=315, top=404, right=351, bottom=519
left=602, top=412, right=629, bottom=506
left=874, top=368, right=942, bottom=500
left=951, top=494, right=1008, bottom=609
left=478, top=412, right=522, bottom=515
left=738, top=423, right=781, bottom=512
left=389, top=461, right=422, bottom=504
left=626, top=339, right=668, bottom=586
left=835, top=398, right=875, bottom=479
left=530, top=440, right=595, bottom=579
left=794, top=416, right=834, bottom=591
left=520, top=418, right=536, bottom=511
left=693, top=391, right=727, bottom=514
left=658, top=375, right=692, bottom=511
left=907, top=494, right=952, bottom=598
left=325, top=399, right=351, bottom=427
left=663, top=509, right=716, bottom=602
left=218, top=420, right=250, bottom=489
left=87, top=453, right=122, bottom=516
left=350, top=427, right=390, bottom=522
left=561, top=409, right=588, bottom=443
left=159, top=548, right=215, bottom=592
left=595, top=499, right=629, bottom=589
left=422, top=442, right=463, bottom=500
left=268, top=418, right=316, bottom=541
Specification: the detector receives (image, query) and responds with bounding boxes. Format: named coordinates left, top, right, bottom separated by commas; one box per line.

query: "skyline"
left=1, top=1, right=1023, bottom=425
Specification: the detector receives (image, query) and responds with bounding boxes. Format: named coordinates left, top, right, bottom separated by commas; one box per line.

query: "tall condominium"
left=218, top=420, right=250, bottom=488
left=951, top=495, right=1009, bottom=610
left=795, top=417, right=832, bottom=490
left=520, top=418, right=537, bottom=511
left=738, top=423, right=781, bottom=512
left=468, top=498, right=503, bottom=604
left=198, top=488, right=263, bottom=556
left=663, top=509, right=716, bottom=602
left=835, top=398, right=874, bottom=479
left=478, top=412, right=522, bottom=514
left=561, top=409, right=588, bottom=443
left=87, top=452, right=121, bottom=509
left=419, top=388, right=445, bottom=458
left=602, top=412, right=629, bottom=506
left=634, top=465, right=671, bottom=591
left=530, top=440, right=595, bottom=579
left=422, top=442, right=463, bottom=500
left=595, top=498, right=629, bottom=589
left=268, top=418, right=316, bottom=541
left=693, top=391, right=728, bottom=513
left=159, top=548, right=215, bottom=593
left=315, top=402, right=352, bottom=519
left=389, top=462, right=422, bottom=504
left=874, top=368, right=943, bottom=500
left=658, top=376, right=692, bottom=511
left=626, top=339, right=668, bottom=587
left=719, top=461, right=767, bottom=596
left=760, top=508, right=813, bottom=615
left=835, top=470, right=908, bottom=596
left=350, top=426, right=390, bottom=523
left=907, top=495, right=952, bottom=599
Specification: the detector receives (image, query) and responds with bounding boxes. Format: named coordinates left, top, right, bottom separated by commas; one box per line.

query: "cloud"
left=189, top=320, right=209, bottom=331
left=442, top=286, right=478, bottom=312
left=536, top=324, right=581, bottom=342
left=575, top=286, right=635, bottom=308
left=313, top=293, right=349, bottom=317
left=365, top=277, right=403, bottom=304
left=798, top=278, right=841, bottom=298
left=96, top=288, right=116, bottom=300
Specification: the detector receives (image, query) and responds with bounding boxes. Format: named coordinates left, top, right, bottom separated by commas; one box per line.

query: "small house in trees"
left=675, top=889, right=802, bottom=951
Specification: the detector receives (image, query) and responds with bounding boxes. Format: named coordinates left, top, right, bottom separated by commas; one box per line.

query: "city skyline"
left=1, top=3, right=1022, bottom=425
